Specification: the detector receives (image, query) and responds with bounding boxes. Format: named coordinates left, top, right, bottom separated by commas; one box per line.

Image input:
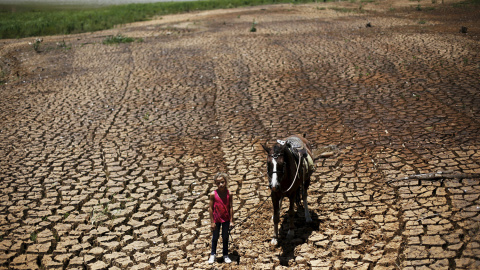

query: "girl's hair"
left=214, top=172, right=230, bottom=183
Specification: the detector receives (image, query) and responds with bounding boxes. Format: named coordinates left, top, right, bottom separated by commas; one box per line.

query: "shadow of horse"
left=276, top=207, right=321, bottom=266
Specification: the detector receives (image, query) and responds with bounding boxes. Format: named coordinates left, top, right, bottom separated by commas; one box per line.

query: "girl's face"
left=215, top=177, right=227, bottom=190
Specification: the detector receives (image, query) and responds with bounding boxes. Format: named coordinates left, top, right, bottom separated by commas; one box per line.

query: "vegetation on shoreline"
left=1, top=0, right=321, bottom=39
left=102, top=34, right=143, bottom=45
left=1, top=0, right=478, bottom=39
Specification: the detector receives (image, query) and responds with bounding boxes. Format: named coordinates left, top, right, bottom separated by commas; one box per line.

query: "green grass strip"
left=1, top=0, right=478, bottom=39
left=1, top=0, right=322, bottom=39
left=103, top=34, right=143, bottom=44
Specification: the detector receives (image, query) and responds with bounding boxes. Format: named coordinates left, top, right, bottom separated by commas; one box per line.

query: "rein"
left=283, top=152, right=303, bottom=193
left=229, top=194, right=270, bottom=233
left=269, top=149, right=303, bottom=194
left=228, top=191, right=270, bottom=253
left=228, top=153, right=303, bottom=252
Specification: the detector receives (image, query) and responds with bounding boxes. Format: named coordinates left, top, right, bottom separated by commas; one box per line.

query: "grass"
left=31, top=38, right=42, bottom=52
left=30, top=231, right=37, bottom=242
left=0, top=69, right=7, bottom=85
left=330, top=6, right=364, bottom=13
left=250, top=19, right=257, bottom=32
left=1, top=0, right=329, bottom=39
left=453, top=0, right=480, bottom=6
left=56, top=40, right=72, bottom=50
left=102, top=34, right=142, bottom=45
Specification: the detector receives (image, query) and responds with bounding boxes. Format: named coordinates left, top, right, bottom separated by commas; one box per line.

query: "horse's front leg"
left=271, top=193, right=281, bottom=245
left=286, top=196, right=295, bottom=239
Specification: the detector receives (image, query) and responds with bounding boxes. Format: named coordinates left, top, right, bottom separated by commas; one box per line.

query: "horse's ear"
left=261, top=144, right=270, bottom=153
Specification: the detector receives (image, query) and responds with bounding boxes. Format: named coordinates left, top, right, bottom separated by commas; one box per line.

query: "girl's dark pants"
left=211, top=221, right=230, bottom=256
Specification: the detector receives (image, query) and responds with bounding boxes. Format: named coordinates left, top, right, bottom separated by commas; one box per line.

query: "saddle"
left=285, top=136, right=308, bottom=158
left=278, top=136, right=315, bottom=175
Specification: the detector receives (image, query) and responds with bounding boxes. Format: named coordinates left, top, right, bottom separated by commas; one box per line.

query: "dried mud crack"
left=0, top=0, right=479, bottom=269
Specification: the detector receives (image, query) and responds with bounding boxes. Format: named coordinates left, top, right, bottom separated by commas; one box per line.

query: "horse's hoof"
left=271, top=238, right=278, bottom=246
left=287, top=230, right=294, bottom=239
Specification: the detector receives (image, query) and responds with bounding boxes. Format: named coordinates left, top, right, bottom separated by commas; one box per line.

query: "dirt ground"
left=0, top=0, right=479, bottom=269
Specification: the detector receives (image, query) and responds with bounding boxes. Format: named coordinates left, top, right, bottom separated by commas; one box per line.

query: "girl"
left=208, top=172, right=234, bottom=264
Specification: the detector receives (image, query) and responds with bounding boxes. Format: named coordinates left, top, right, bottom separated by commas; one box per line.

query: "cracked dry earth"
left=1, top=0, right=480, bottom=269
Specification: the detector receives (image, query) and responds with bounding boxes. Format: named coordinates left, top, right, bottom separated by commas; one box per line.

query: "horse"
left=262, top=134, right=314, bottom=245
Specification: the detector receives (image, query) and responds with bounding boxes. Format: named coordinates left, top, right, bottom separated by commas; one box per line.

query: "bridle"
left=267, top=150, right=302, bottom=193
left=269, top=153, right=285, bottom=174
left=267, top=153, right=284, bottom=189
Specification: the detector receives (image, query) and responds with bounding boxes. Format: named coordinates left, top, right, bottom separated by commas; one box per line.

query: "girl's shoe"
left=224, top=255, right=232, bottom=264
left=208, top=254, right=216, bottom=264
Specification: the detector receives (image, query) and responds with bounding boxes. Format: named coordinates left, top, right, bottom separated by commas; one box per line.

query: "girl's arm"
left=209, top=192, right=216, bottom=231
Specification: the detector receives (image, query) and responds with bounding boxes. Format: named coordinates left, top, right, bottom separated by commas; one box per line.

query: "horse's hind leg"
left=295, top=186, right=302, bottom=208
left=303, top=182, right=312, bottom=223
left=287, top=197, right=295, bottom=239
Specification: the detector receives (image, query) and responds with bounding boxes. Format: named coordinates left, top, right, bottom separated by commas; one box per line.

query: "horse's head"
left=262, top=140, right=287, bottom=192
